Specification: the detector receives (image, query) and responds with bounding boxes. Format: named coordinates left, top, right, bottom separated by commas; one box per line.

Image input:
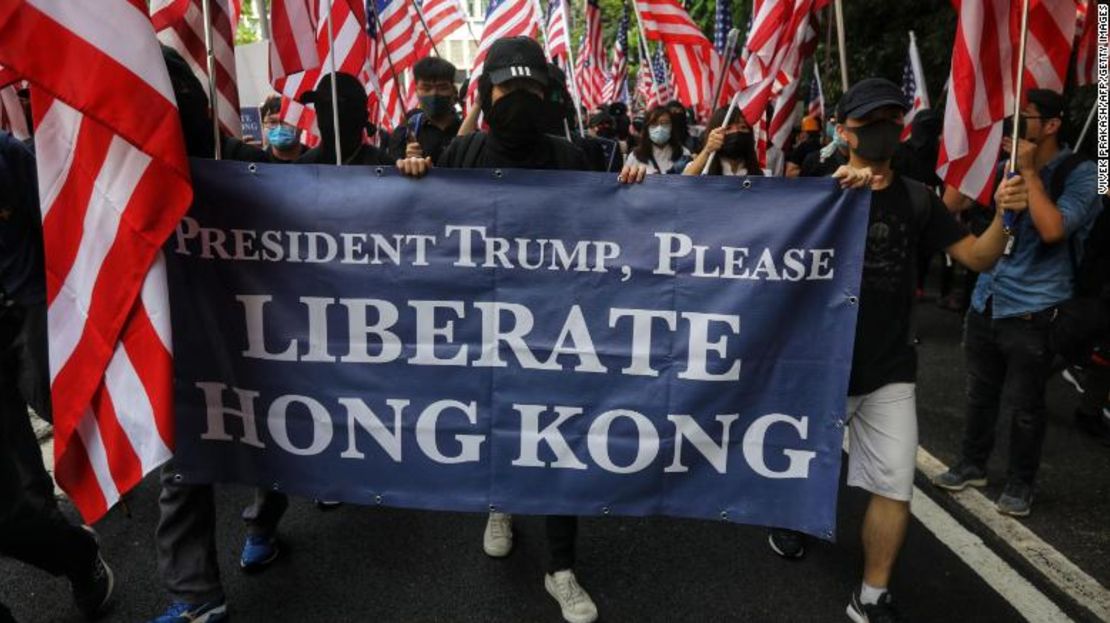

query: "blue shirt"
left=972, top=149, right=1103, bottom=318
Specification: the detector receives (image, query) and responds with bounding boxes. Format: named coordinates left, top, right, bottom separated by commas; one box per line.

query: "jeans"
left=155, top=461, right=224, bottom=604
left=960, top=306, right=1055, bottom=485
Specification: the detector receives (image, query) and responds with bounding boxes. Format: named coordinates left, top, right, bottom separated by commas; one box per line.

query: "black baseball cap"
left=485, top=36, right=549, bottom=87
left=837, top=78, right=908, bottom=120
left=1026, top=89, right=1064, bottom=119
left=300, top=72, right=366, bottom=106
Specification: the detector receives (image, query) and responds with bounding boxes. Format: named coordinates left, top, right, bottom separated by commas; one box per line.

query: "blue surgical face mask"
left=825, top=122, right=837, bottom=141
left=648, top=124, right=671, bottom=145
left=267, top=125, right=298, bottom=150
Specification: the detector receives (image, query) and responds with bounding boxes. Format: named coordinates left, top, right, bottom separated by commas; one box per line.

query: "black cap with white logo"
left=485, top=36, right=549, bottom=87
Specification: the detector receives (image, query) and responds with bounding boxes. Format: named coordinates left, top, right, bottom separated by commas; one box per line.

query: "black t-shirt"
left=800, top=147, right=847, bottom=178
left=788, top=136, right=822, bottom=167
left=440, top=132, right=589, bottom=171
left=386, top=114, right=462, bottom=165
left=848, top=175, right=968, bottom=395
left=0, top=132, right=43, bottom=306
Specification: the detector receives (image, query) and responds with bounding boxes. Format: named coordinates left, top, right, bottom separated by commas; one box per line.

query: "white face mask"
left=649, top=125, right=672, bottom=145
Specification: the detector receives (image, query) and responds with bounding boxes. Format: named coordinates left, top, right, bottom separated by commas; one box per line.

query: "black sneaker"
left=1075, top=408, right=1110, bottom=442
left=931, top=461, right=988, bottom=491
left=847, top=589, right=901, bottom=623
left=767, top=529, right=806, bottom=559
left=997, top=481, right=1034, bottom=517
left=71, top=551, right=115, bottom=619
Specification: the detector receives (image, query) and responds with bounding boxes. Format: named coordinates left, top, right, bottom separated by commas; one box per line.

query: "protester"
left=587, top=110, right=615, bottom=140
left=625, top=105, right=691, bottom=174
left=762, top=78, right=1028, bottom=623
left=608, top=101, right=632, bottom=152
left=396, top=36, right=646, bottom=623
left=682, top=107, right=764, bottom=176
left=785, top=115, right=823, bottom=177
left=149, top=46, right=274, bottom=623
left=259, top=95, right=304, bottom=163
left=297, top=72, right=392, bottom=165
left=386, top=57, right=461, bottom=165
left=547, top=65, right=623, bottom=173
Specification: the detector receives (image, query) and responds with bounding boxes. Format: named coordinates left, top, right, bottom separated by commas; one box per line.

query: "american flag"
left=370, top=0, right=422, bottom=129
left=415, top=0, right=468, bottom=57
left=713, top=0, right=742, bottom=108
left=576, top=0, right=607, bottom=110
left=766, top=1, right=819, bottom=153
left=937, top=0, right=1015, bottom=205
left=651, top=45, right=674, bottom=104
left=734, top=0, right=827, bottom=126
left=545, top=0, right=569, bottom=63
left=270, top=0, right=319, bottom=85
left=900, top=31, right=929, bottom=141
left=1075, top=0, right=1096, bottom=86
left=465, top=0, right=539, bottom=109
left=634, top=0, right=712, bottom=115
left=806, top=65, right=823, bottom=120
left=151, top=0, right=242, bottom=137
left=601, top=6, right=630, bottom=104
left=635, top=58, right=655, bottom=111
left=0, top=0, right=192, bottom=522
left=1021, top=0, right=1079, bottom=92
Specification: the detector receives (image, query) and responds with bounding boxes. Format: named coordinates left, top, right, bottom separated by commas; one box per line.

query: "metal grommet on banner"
left=741, top=178, right=753, bottom=189
left=271, top=482, right=280, bottom=491
left=720, top=510, right=729, bottom=521
left=493, top=169, right=503, bottom=179
left=825, top=528, right=835, bottom=539
left=489, top=504, right=497, bottom=512
left=375, top=167, right=384, bottom=176
left=847, top=295, right=859, bottom=306
left=247, top=163, right=257, bottom=174
left=375, top=495, right=383, bottom=505
left=602, top=506, right=611, bottom=516
left=172, top=473, right=183, bottom=483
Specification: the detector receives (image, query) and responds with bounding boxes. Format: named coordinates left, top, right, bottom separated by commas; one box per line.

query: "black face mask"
left=718, top=131, right=753, bottom=159
left=419, top=94, right=455, bottom=119
left=488, top=89, right=544, bottom=150
left=851, top=120, right=902, bottom=162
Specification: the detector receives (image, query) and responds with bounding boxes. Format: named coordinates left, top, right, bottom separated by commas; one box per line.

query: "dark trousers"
left=242, top=489, right=289, bottom=537
left=1078, top=363, right=1110, bottom=417
left=155, top=461, right=224, bottom=604
left=961, top=307, right=1055, bottom=485
left=546, top=515, right=577, bottom=573
left=0, top=307, right=98, bottom=584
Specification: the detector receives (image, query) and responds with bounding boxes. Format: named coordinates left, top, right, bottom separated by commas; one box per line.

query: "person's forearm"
left=967, top=211, right=1008, bottom=271
left=683, top=151, right=710, bottom=175
left=1021, top=171, right=1066, bottom=243
left=458, top=106, right=479, bottom=136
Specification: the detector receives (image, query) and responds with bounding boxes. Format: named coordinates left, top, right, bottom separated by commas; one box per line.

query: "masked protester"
left=933, top=90, right=1103, bottom=513
left=683, top=107, right=764, bottom=176
left=785, top=115, right=823, bottom=177
left=386, top=57, right=461, bottom=164
left=625, top=105, right=691, bottom=174
left=297, top=72, right=392, bottom=165
left=260, top=95, right=304, bottom=163
left=763, top=78, right=1030, bottom=623
left=544, top=66, right=624, bottom=173
left=396, top=36, right=646, bottom=623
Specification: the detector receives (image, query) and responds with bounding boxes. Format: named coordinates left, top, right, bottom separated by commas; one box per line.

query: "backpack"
left=1042, top=155, right=1110, bottom=364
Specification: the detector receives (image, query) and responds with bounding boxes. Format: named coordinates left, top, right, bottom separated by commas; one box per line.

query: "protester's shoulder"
left=439, top=132, right=484, bottom=168
left=543, top=134, right=589, bottom=171
left=295, top=147, right=322, bottom=164
left=223, top=137, right=269, bottom=163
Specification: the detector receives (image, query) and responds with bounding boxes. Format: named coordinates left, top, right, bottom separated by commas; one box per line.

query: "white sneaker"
left=545, top=570, right=598, bottom=623
left=483, top=512, right=513, bottom=557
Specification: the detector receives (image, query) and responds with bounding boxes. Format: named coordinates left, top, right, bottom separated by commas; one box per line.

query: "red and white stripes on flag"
left=545, top=0, right=569, bottom=63
left=734, top=0, right=827, bottom=127
left=151, top=0, right=242, bottom=136
left=765, top=2, right=819, bottom=152
left=416, top=0, right=468, bottom=57
left=576, top=0, right=607, bottom=110
left=0, top=0, right=192, bottom=522
left=465, top=0, right=539, bottom=109
left=1022, top=0, right=1078, bottom=92
left=937, top=0, right=1016, bottom=206
left=634, top=0, right=713, bottom=116
left=1075, top=0, right=1097, bottom=86
left=370, top=0, right=422, bottom=130
left=901, top=30, right=930, bottom=141
left=270, top=0, right=320, bottom=85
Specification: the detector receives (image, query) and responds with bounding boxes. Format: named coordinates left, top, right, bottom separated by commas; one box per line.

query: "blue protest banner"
left=165, top=161, right=870, bottom=538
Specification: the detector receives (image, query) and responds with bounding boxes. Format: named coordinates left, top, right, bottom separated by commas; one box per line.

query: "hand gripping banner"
left=165, top=161, right=870, bottom=538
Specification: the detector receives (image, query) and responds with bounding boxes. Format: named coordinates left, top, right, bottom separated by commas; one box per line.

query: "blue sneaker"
left=148, top=600, right=227, bottom=623
left=240, top=535, right=281, bottom=572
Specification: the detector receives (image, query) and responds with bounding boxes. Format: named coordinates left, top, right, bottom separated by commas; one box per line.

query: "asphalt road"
left=2, top=290, right=1106, bottom=623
